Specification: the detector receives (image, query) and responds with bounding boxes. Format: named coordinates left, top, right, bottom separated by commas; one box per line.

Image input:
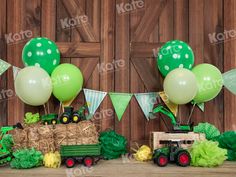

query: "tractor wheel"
left=83, top=157, right=94, bottom=167
left=176, top=150, right=191, bottom=167
left=72, top=113, right=81, bottom=123
left=60, top=114, right=70, bottom=124
left=153, top=154, right=168, bottom=167
left=65, top=158, right=76, bottom=168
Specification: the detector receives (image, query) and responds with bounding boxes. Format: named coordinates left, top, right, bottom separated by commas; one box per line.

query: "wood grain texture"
left=224, top=0, right=236, bottom=131
left=100, top=0, right=115, bottom=130
left=56, top=42, right=100, bottom=57
left=115, top=0, right=130, bottom=142
left=2, top=0, right=236, bottom=135
left=0, top=159, right=236, bottom=177
left=173, top=0, right=189, bottom=124
left=203, top=0, right=224, bottom=131
left=189, top=0, right=205, bottom=126
left=24, top=0, right=41, bottom=114
left=133, top=0, right=167, bottom=42
left=130, top=4, right=146, bottom=147
left=7, top=0, right=25, bottom=124
left=0, top=0, right=7, bottom=126
left=61, top=0, right=98, bottom=42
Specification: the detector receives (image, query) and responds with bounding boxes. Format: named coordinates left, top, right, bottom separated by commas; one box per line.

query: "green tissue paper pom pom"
left=10, top=148, right=43, bottom=169
left=99, top=130, right=127, bottom=160
left=193, top=122, right=220, bottom=140
left=190, top=140, right=227, bottom=167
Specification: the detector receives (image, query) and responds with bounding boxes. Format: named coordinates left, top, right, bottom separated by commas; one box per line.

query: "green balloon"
left=51, top=64, right=83, bottom=102
left=157, top=40, right=194, bottom=77
left=22, top=37, right=60, bottom=75
left=192, top=64, right=223, bottom=103
left=164, top=68, right=198, bottom=105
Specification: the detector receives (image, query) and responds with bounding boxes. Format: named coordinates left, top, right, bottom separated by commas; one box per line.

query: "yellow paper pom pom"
left=133, top=145, right=152, bottom=162
left=43, top=151, right=61, bottom=168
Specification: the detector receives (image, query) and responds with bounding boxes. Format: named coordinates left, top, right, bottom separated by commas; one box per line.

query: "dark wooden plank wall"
left=0, top=0, right=235, bottom=144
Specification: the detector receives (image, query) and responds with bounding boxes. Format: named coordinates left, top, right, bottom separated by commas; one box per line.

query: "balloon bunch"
left=15, top=37, right=84, bottom=106
left=157, top=40, right=223, bottom=105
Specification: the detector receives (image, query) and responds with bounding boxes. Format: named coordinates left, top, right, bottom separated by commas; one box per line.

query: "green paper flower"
left=24, top=112, right=40, bottom=124
left=193, top=122, right=220, bottom=140
left=99, top=130, right=127, bottom=160
left=190, top=140, right=227, bottom=167
left=10, top=148, right=43, bottom=169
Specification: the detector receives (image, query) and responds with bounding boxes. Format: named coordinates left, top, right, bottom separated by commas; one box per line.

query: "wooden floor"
left=1, top=159, right=236, bottom=177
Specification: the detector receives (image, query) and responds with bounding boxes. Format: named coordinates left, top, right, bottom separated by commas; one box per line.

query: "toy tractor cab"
left=153, top=140, right=193, bottom=167
left=60, top=106, right=87, bottom=124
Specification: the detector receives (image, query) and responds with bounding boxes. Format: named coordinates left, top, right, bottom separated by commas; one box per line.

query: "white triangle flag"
left=0, top=59, right=11, bottom=76
left=83, top=89, right=107, bottom=116
left=13, top=66, right=21, bottom=80
left=134, top=92, right=158, bottom=120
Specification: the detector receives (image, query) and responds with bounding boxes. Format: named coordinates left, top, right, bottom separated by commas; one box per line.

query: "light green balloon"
left=192, top=64, right=223, bottom=103
left=15, top=66, right=52, bottom=106
left=164, top=68, right=198, bottom=105
left=51, top=64, right=83, bottom=102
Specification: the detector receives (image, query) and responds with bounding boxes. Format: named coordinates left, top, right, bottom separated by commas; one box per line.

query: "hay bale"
left=12, top=120, right=99, bottom=152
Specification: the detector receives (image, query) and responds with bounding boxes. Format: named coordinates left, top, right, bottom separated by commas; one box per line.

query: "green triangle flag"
left=109, top=92, right=133, bottom=121
left=0, top=59, right=11, bottom=76
left=223, top=69, right=236, bottom=95
left=197, top=102, right=204, bottom=112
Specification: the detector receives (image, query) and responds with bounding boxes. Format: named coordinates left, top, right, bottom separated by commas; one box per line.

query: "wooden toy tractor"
left=0, top=123, right=23, bottom=165
left=60, top=106, right=88, bottom=124
left=153, top=140, right=192, bottom=167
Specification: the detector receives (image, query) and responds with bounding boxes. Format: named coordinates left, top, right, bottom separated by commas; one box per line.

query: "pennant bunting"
left=134, top=92, right=158, bottom=120
left=197, top=102, right=204, bottom=112
left=223, top=69, right=236, bottom=95
left=109, top=92, right=133, bottom=121
left=84, top=89, right=107, bottom=116
left=159, top=91, right=178, bottom=116
left=0, top=59, right=11, bottom=76
left=13, top=66, right=21, bottom=80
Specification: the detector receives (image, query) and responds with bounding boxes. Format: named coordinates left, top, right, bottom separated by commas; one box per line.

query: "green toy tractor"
left=60, top=105, right=88, bottom=124
left=0, top=123, right=23, bottom=165
left=153, top=140, right=192, bottom=167
left=152, top=104, right=193, bottom=133
left=41, top=113, right=58, bottom=125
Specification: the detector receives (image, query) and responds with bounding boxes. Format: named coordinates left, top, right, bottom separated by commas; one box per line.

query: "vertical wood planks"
left=115, top=0, right=130, bottom=141
left=189, top=0, right=205, bottom=125
left=100, top=0, right=115, bottom=130
left=203, top=0, right=224, bottom=131
left=130, top=1, right=146, bottom=146
left=7, top=0, right=25, bottom=124
left=224, top=0, right=236, bottom=131
left=24, top=0, right=41, bottom=114
left=0, top=0, right=7, bottom=126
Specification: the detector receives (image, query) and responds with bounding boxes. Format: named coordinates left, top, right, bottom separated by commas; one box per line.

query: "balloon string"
left=58, top=102, right=62, bottom=115
left=47, top=102, right=50, bottom=114
left=43, top=104, right=48, bottom=115
left=187, top=103, right=196, bottom=124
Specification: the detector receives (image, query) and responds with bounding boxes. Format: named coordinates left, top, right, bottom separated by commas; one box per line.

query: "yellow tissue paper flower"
left=133, top=145, right=152, bottom=162
left=43, top=151, right=61, bottom=168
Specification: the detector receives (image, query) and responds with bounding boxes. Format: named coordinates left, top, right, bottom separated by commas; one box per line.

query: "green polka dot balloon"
left=157, top=40, right=194, bottom=77
left=22, top=37, right=60, bottom=75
